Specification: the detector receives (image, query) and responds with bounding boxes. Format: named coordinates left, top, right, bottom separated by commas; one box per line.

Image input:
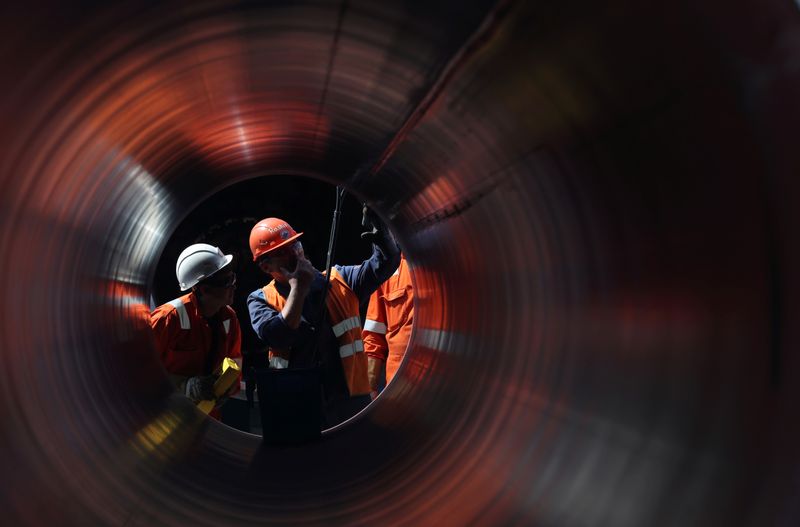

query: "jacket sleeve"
left=149, top=306, right=180, bottom=364
left=247, top=288, right=299, bottom=349
left=149, top=307, right=189, bottom=392
left=363, top=288, right=389, bottom=361
left=337, top=240, right=401, bottom=303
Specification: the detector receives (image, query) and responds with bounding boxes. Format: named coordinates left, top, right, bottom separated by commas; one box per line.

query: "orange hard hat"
left=249, top=217, right=304, bottom=261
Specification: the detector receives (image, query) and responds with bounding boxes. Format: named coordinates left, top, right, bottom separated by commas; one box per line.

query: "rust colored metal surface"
left=1, top=0, right=799, bottom=525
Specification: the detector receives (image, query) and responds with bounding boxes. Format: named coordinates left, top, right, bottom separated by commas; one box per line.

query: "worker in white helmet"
left=150, top=243, right=242, bottom=419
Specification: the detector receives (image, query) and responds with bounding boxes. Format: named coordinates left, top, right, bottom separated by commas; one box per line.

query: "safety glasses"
left=202, top=271, right=236, bottom=288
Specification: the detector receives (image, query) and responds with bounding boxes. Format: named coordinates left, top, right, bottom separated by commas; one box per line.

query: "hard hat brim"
left=179, top=253, right=234, bottom=291
left=215, top=253, right=234, bottom=273
left=252, top=231, right=303, bottom=261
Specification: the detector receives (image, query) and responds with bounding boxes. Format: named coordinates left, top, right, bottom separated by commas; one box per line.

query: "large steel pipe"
left=1, top=0, right=798, bottom=525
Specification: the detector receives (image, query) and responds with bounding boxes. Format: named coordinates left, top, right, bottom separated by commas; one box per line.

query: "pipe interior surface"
left=1, top=0, right=799, bottom=525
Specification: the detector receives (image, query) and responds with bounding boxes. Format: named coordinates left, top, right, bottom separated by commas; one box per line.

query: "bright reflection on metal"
left=106, top=155, right=175, bottom=283
left=1, top=0, right=799, bottom=526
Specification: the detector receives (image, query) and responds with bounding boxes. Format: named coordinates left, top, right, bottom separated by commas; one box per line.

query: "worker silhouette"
left=363, top=253, right=413, bottom=398
left=150, top=243, right=242, bottom=419
left=247, top=210, right=399, bottom=432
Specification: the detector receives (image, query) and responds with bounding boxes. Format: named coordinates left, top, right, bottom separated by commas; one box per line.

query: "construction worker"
left=247, top=212, right=400, bottom=427
left=150, top=243, right=242, bottom=418
left=363, top=253, right=413, bottom=398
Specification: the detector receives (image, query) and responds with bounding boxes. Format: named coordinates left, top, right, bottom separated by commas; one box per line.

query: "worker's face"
left=199, top=269, right=236, bottom=305
left=258, top=241, right=304, bottom=281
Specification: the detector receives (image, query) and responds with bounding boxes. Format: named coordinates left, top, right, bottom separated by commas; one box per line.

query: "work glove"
left=361, top=204, right=400, bottom=260
left=367, top=356, right=385, bottom=392
left=360, top=204, right=383, bottom=242
left=185, top=375, right=216, bottom=403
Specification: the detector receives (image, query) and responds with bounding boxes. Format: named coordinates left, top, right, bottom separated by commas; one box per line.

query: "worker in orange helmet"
left=150, top=243, right=242, bottom=418
left=247, top=211, right=400, bottom=427
left=363, top=253, right=413, bottom=399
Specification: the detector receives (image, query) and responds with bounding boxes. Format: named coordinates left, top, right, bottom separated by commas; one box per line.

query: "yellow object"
left=197, top=357, right=241, bottom=414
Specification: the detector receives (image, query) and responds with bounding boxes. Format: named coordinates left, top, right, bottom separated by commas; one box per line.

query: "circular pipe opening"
left=150, top=174, right=404, bottom=434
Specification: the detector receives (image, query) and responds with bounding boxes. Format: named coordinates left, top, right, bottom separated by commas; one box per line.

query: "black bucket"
left=255, top=366, right=323, bottom=444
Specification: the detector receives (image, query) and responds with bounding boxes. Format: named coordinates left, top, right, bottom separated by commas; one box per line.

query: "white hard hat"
left=175, top=243, right=234, bottom=291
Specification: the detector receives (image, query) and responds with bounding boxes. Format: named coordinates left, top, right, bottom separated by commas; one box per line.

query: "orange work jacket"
left=363, top=254, right=413, bottom=384
left=150, top=291, right=242, bottom=387
left=262, top=268, right=370, bottom=396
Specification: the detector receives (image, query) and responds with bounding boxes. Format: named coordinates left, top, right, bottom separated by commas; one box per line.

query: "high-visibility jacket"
left=363, top=254, right=413, bottom=384
left=150, top=292, right=242, bottom=401
left=262, top=267, right=370, bottom=396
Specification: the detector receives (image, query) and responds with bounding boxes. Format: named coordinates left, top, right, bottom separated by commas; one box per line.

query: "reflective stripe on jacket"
left=262, top=267, right=370, bottom=396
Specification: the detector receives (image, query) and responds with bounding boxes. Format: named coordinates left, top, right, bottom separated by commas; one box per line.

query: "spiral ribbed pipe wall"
left=1, top=0, right=799, bottom=525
